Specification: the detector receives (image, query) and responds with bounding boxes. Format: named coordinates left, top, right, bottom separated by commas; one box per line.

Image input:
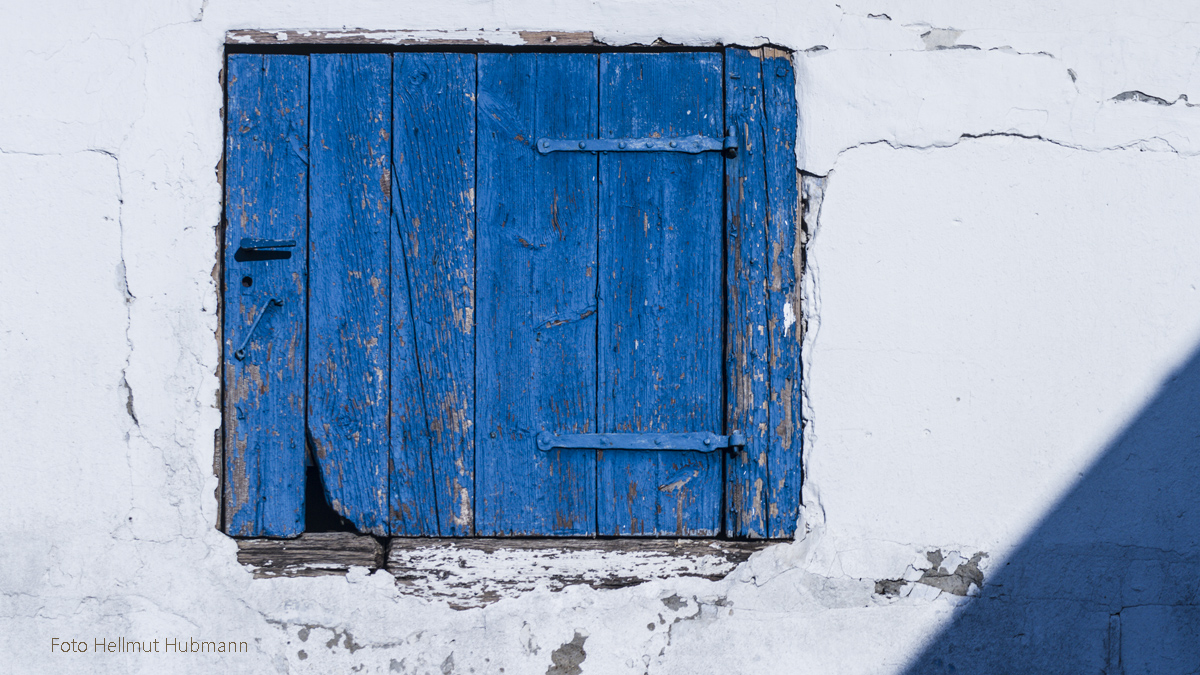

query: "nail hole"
left=241, top=276, right=253, bottom=288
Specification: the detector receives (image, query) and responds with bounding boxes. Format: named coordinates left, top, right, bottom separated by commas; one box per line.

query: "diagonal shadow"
left=903, top=342, right=1200, bottom=674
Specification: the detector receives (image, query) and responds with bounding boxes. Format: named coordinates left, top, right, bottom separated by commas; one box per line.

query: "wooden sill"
left=237, top=534, right=775, bottom=607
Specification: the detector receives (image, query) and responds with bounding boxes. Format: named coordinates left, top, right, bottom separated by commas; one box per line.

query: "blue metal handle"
left=234, top=298, right=283, bottom=361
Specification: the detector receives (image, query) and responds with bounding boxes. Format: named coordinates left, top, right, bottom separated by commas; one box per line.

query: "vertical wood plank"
left=308, top=53, right=391, bottom=535
left=476, top=53, right=599, bottom=535
left=723, top=48, right=771, bottom=538
left=388, top=217, right=437, bottom=535
left=597, top=52, right=725, bottom=536
left=762, top=50, right=803, bottom=538
left=223, top=53, right=308, bottom=537
left=391, top=53, right=477, bottom=536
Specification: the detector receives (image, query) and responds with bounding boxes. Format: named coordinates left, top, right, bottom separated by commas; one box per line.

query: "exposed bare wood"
left=225, top=29, right=598, bottom=47
left=235, top=535, right=770, bottom=590
left=387, top=538, right=771, bottom=609
left=517, top=30, right=598, bottom=46
left=236, top=533, right=385, bottom=578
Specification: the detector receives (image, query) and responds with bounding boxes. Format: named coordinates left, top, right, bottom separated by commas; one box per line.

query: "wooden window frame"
left=219, top=31, right=803, bottom=575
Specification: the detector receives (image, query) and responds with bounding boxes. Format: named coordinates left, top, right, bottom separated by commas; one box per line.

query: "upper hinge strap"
left=536, top=430, right=746, bottom=453
left=536, top=127, right=738, bottom=158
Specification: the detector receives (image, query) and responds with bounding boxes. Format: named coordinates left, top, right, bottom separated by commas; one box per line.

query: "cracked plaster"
left=3, top=0, right=1200, bottom=673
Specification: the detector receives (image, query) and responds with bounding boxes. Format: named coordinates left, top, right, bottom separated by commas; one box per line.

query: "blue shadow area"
left=903, top=344, right=1200, bottom=674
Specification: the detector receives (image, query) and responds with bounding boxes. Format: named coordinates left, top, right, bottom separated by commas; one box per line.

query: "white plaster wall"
left=3, top=1, right=1200, bottom=673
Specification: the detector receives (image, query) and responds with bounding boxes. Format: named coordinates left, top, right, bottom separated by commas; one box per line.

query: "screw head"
left=669, top=140, right=677, bottom=148
left=618, top=141, right=626, bottom=149
left=578, top=141, right=586, bottom=149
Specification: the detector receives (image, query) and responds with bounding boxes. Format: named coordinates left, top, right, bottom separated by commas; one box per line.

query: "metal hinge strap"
left=536, top=430, right=746, bottom=453
left=536, top=127, right=738, bottom=158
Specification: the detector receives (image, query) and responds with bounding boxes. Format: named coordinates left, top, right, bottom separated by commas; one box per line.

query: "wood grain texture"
left=597, top=52, right=725, bottom=536
left=223, top=53, right=308, bottom=537
left=387, top=538, right=768, bottom=607
left=476, top=53, right=599, bottom=536
left=387, top=204, right=438, bottom=537
left=391, top=53, right=477, bottom=536
left=237, top=535, right=765, bottom=586
left=761, top=51, right=803, bottom=538
left=308, top=53, right=392, bottom=535
left=723, top=48, right=771, bottom=538
left=237, top=533, right=385, bottom=577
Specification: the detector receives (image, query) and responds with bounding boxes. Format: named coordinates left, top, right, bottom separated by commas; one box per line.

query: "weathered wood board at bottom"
left=236, top=533, right=386, bottom=578
left=236, top=536, right=772, bottom=608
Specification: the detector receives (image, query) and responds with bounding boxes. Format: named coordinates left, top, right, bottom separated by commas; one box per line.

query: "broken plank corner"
left=236, top=532, right=386, bottom=578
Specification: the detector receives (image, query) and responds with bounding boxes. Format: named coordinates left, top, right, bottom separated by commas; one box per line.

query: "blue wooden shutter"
left=223, top=54, right=308, bottom=537
left=224, top=49, right=803, bottom=539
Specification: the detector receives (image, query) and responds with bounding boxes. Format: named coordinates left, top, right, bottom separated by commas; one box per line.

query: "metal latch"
left=536, top=127, right=738, bottom=158
left=536, top=430, right=746, bottom=453
left=235, top=239, right=297, bottom=262
left=239, top=238, right=296, bottom=251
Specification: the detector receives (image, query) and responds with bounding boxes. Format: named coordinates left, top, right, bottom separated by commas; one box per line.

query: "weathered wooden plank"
left=236, top=533, right=385, bottom=578
left=308, top=53, right=392, bottom=535
left=225, top=29, right=597, bottom=47
left=597, top=52, right=725, bottom=536
left=476, top=53, right=599, bottom=536
left=387, top=214, right=437, bottom=536
left=387, top=538, right=768, bottom=608
left=391, top=53, right=477, bottom=536
left=223, top=53, right=308, bottom=537
left=237, top=535, right=766, bottom=586
left=762, top=49, right=803, bottom=538
left=516, top=31, right=599, bottom=46
left=723, top=48, right=771, bottom=538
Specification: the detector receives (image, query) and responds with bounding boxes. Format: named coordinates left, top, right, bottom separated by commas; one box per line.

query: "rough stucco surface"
left=3, top=1, right=1200, bottom=673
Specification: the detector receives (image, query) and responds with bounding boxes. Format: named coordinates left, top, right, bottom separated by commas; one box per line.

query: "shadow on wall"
left=903, top=343, right=1200, bottom=674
